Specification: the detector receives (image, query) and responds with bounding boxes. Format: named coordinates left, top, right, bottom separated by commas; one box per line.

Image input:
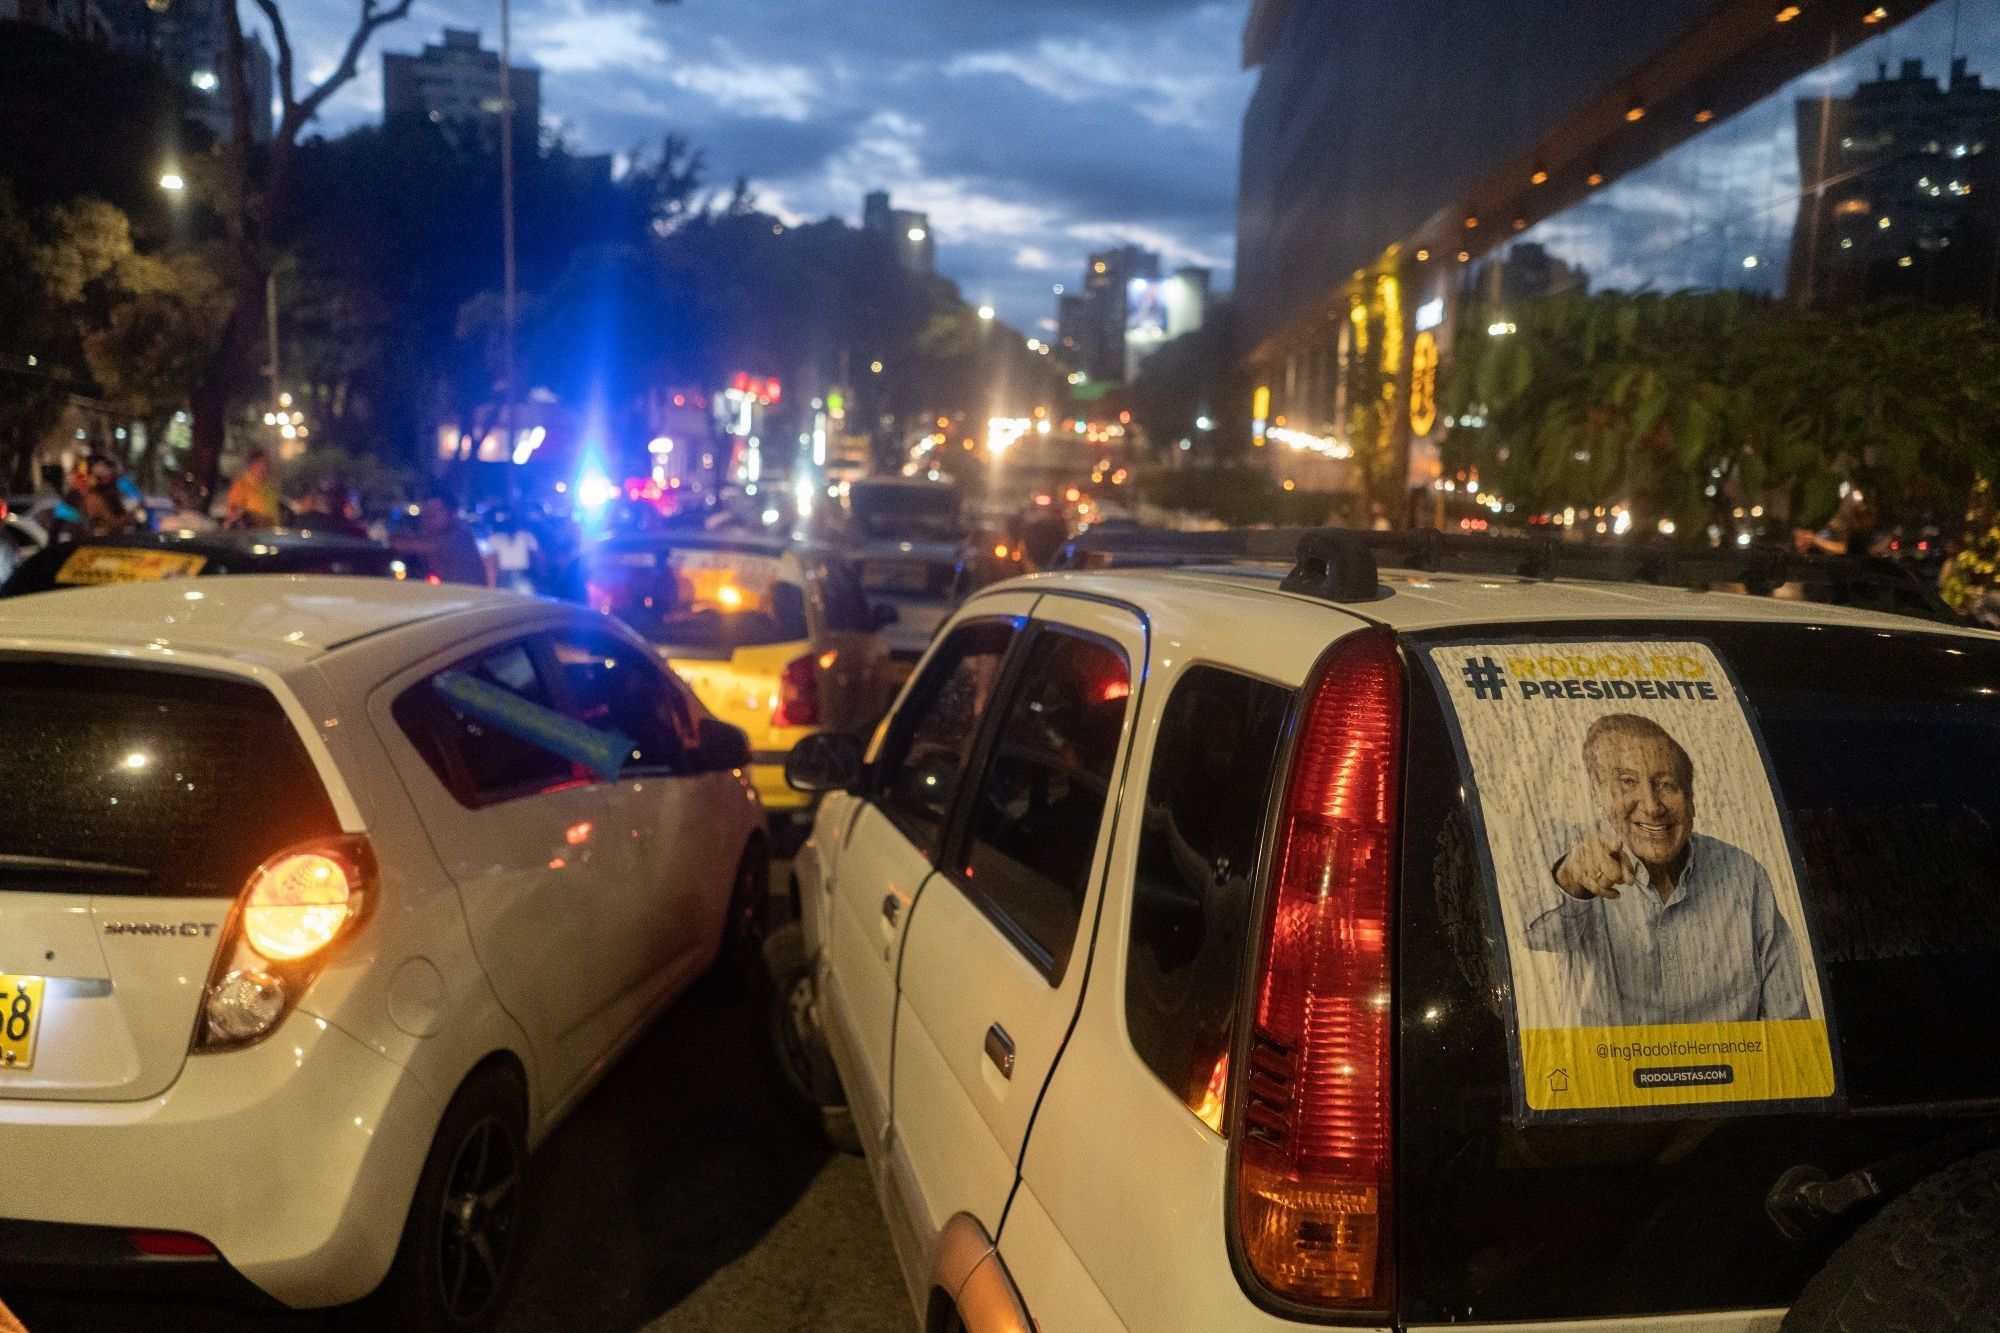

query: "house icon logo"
left=1548, top=1068, right=1570, bottom=1094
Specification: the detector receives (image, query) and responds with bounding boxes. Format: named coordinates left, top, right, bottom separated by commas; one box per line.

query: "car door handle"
left=984, top=1023, right=1015, bottom=1079
left=881, top=893, right=901, bottom=926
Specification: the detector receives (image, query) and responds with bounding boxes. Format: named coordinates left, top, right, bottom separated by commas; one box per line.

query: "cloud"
left=521, top=5, right=670, bottom=75
left=668, top=47, right=825, bottom=122
left=263, top=0, right=1256, bottom=328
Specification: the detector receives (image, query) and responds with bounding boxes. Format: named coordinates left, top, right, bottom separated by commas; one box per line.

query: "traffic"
left=7, top=0, right=2000, bottom=1331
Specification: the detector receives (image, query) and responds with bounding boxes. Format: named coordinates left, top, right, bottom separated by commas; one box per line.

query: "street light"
left=907, top=226, right=926, bottom=242
left=159, top=172, right=185, bottom=192
left=977, top=305, right=995, bottom=321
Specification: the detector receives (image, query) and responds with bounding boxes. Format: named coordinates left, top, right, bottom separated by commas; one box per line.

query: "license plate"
left=0, top=975, right=45, bottom=1070
left=864, top=561, right=934, bottom=594
left=54, top=547, right=207, bottom=586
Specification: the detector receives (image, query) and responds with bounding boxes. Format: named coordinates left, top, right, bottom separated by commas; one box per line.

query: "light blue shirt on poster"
left=1522, top=832, right=1810, bottom=1027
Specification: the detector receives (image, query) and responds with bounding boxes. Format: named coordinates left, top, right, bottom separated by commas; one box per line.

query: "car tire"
left=1782, top=1148, right=2000, bottom=1333
left=763, top=920, right=857, bottom=1150
left=708, top=839, right=771, bottom=986
left=372, top=1065, right=530, bottom=1333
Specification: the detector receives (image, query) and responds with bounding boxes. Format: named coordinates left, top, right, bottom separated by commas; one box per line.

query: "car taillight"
left=773, top=652, right=820, bottom=728
left=1233, top=628, right=1401, bottom=1313
left=195, top=835, right=376, bottom=1053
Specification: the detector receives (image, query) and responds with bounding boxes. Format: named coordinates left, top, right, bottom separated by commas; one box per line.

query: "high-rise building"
left=1073, top=244, right=1158, bottom=383
left=861, top=190, right=935, bottom=275
left=1055, top=294, right=1088, bottom=363
left=383, top=28, right=538, bottom=141
left=0, top=0, right=116, bottom=46
left=1791, top=57, right=2000, bottom=311
left=145, top=0, right=272, bottom=145
left=2, top=0, right=272, bottom=141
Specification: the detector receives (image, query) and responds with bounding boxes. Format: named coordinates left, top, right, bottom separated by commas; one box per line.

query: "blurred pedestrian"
left=399, top=492, right=492, bottom=587
left=65, top=453, right=139, bottom=538
left=295, top=479, right=369, bottom=540
left=487, top=511, right=542, bottom=595
left=223, top=449, right=283, bottom=529
left=161, top=479, right=218, bottom=534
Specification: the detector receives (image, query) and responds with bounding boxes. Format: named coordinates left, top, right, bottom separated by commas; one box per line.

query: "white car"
left=775, top=528, right=2000, bottom=1331
left=0, top=576, right=767, bottom=1328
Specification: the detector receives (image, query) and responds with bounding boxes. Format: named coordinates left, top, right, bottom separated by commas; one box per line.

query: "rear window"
left=858, top=555, right=958, bottom=602
left=581, top=545, right=807, bottom=650
left=1397, top=622, right=2000, bottom=1325
left=0, top=660, right=339, bottom=898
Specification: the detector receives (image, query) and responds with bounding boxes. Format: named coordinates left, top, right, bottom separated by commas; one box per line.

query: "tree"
left=0, top=186, right=70, bottom=489
left=1440, top=289, right=2000, bottom=534
left=182, top=0, right=424, bottom=492
left=39, top=199, right=228, bottom=481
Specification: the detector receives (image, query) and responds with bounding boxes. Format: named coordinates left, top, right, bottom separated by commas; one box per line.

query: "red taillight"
left=129, top=1230, right=216, bottom=1258
left=773, top=652, right=821, bottom=728
left=195, top=835, right=376, bottom=1054
left=1234, top=628, right=1401, bottom=1311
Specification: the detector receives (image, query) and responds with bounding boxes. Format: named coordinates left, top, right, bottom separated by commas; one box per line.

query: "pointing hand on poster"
left=1555, top=825, right=1635, bottom=899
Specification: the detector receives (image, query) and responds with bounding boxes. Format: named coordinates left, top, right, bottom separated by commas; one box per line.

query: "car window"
left=872, top=619, right=1018, bottom=850
left=0, top=659, right=340, bottom=898
left=393, top=638, right=577, bottom=806
left=582, top=544, right=808, bottom=650
left=956, top=627, right=1131, bottom=982
left=1125, top=665, right=1292, bottom=1131
left=807, top=556, right=875, bottom=632
left=549, top=628, right=696, bottom=775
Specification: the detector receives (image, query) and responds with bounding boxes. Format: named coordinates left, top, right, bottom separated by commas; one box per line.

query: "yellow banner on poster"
left=1521, top=1020, right=1835, bottom=1113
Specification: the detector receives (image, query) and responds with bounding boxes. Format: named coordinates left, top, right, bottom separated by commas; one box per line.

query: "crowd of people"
left=13, top=449, right=577, bottom=596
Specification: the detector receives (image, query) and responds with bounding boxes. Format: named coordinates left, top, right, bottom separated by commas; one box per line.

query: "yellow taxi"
left=580, top=531, right=894, bottom=835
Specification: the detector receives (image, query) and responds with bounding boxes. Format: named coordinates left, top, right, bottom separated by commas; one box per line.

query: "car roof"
left=853, top=538, right=963, bottom=560
left=1005, top=563, right=2000, bottom=640
left=73, top=527, right=386, bottom=554
left=590, top=529, right=792, bottom=557
left=0, top=575, right=525, bottom=665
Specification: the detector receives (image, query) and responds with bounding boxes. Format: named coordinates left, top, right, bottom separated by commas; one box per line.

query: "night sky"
left=265, top=0, right=1255, bottom=332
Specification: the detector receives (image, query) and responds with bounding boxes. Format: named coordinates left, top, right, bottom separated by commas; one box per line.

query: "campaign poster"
left=1422, top=640, right=1841, bottom=1122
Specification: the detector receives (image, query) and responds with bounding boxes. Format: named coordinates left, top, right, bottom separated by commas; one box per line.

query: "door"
left=546, top=622, right=732, bottom=1016
left=890, top=597, right=1145, bottom=1254
left=375, top=632, right=626, bottom=1104
left=819, top=603, right=1033, bottom=1156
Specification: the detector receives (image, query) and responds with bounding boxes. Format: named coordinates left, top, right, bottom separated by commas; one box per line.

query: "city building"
left=0, top=0, right=116, bottom=46
left=1790, top=56, right=2000, bottom=309
left=1233, top=0, right=1992, bottom=518
left=2, top=0, right=272, bottom=141
left=383, top=28, right=538, bottom=141
left=146, top=0, right=272, bottom=145
left=861, top=190, right=935, bottom=275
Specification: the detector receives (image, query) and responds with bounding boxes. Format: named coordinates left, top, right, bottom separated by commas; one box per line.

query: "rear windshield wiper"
left=0, top=854, right=153, bottom=881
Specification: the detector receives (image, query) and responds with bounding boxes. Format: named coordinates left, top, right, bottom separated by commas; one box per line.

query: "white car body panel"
left=0, top=577, right=762, bottom=1306
left=802, top=568, right=1877, bottom=1329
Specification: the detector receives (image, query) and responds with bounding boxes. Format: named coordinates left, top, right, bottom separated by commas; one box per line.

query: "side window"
left=549, top=629, right=696, bottom=774
left=393, top=637, right=576, bottom=806
left=873, top=619, right=1018, bottom=849
left=958, top=628, right=1130, bottom=982
left=1125, top=666, right=1292, bottom=1130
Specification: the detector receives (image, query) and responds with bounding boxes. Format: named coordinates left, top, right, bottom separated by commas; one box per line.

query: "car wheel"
left=763, top=919, right=852, bottom=1140
left=375, top=1066, right=529, bottom=1333
left=710, top=839, right=771, bottom=984
left=1782, top=1148, right=2000, bottom=1333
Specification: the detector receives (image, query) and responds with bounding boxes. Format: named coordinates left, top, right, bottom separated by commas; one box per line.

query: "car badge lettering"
left=102, top=921, right=218, bottom=939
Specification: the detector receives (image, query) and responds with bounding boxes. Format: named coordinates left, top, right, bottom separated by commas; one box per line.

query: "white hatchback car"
left=775, top=529, right=2000, bottom=1332
left=0, top=576, right=766, bottom=1328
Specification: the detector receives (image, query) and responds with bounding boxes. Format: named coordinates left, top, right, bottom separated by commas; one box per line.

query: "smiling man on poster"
left=1527, top=713, right=1810, bottom=1027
